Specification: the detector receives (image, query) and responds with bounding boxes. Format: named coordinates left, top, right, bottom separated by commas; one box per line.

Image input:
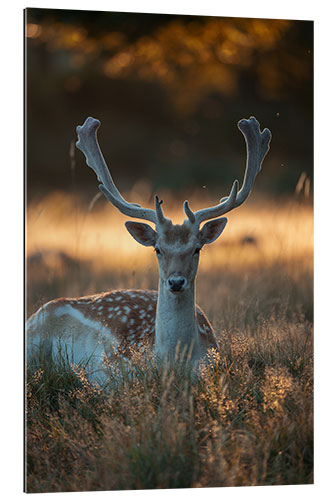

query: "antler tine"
left=154, top=195, right=167, bottom=225
left=233, top=116, right=271, bottom=209
left=183, top=200, right=196, bottom=223
left=186, top=116, right=271, bottom=225
left=190, top=180, right=239, bottom=225
left=76, top=117, right=158, bottom=224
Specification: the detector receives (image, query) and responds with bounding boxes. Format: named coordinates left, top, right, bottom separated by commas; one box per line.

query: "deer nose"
left=167, top=276, right=187, bottom=292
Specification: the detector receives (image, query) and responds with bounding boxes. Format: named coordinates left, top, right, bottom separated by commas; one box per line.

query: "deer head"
left=124, top=212, right=227, bottom=293
left=76, top=116, right=271, bottom=295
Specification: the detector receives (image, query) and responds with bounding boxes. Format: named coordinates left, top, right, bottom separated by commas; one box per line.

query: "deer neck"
left=154, top=279, right=199, bottom=362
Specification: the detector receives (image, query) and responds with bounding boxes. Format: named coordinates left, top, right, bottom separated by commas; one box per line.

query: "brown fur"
left=44, top=290, right=215, bottom=356
left=162, top=222, right=192, bottom=244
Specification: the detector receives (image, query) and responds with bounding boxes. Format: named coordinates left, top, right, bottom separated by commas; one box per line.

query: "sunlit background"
left=25, top=9, right=313, bottom=320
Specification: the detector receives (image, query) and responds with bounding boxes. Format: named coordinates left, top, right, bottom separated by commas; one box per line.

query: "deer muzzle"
left=167, top=275, right=187, bottom=293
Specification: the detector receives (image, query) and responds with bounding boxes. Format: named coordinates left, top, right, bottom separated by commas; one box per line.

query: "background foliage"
left=26, top=10, right=313, bottom=197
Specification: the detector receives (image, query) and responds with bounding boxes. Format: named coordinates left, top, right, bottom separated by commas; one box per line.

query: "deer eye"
left=193, top=247, right=201, bottom=256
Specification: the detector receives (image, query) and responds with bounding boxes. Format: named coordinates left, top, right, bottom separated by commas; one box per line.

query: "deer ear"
left=125, top=221, right=157, bottom=247
left=199, top=217, right=228, bottom=245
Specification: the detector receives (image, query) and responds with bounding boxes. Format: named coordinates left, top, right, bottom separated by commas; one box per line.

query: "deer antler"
left=76, top=117, right=167, bottom=225
left=185, top=116, right=271, bottom=225
left=76, top=116, right=271, bottom=228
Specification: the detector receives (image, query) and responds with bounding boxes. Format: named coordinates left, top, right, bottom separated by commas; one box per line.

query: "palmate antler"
left=76, top=117, right=167, bottom=225
left=76, top=116, right=271, bottom=227
left=183, top=116, right=272, bottom=226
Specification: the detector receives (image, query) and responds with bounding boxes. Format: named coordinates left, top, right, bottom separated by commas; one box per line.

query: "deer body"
left=26, top=116, right=271, bottom=382
left=27, top=289, right=215, bottom=382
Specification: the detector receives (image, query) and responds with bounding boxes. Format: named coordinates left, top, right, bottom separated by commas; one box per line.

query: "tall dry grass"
left=25, top=190, right=313, bottom=492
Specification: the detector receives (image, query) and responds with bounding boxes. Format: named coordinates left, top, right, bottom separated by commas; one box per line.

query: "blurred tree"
left=25, top=9, right=313, bottom=198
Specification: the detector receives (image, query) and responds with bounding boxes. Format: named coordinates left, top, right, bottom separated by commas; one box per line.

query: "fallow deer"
left=26, top=116, right=271, bottom=383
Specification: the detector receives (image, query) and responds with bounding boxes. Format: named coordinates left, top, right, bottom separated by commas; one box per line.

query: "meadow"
left=25, top=189, right=313, bottom=492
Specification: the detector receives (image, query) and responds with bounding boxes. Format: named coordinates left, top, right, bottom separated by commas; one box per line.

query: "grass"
left=25, top=191, right=313, bottom=492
